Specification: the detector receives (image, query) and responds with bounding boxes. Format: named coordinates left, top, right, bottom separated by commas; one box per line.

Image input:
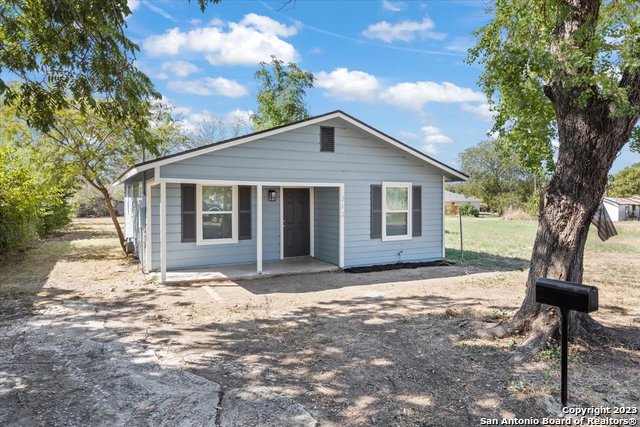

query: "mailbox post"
left=535, top=278, right=598, bottom=407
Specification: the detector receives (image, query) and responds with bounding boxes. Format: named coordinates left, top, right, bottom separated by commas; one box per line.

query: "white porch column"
left=160, top=181, right=167, bottom=283
left=442, top=175, right=446, bottom=258
left=309, top=187, right=315, bottom=257
left=339, top=184, right=345, bottom=268
left=145, top=183, right=152, bottom=272
left=257, top=184, right=263, bottom=273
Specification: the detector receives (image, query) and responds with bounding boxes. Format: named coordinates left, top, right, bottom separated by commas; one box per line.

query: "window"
left=197, top=185, right=238, bottom=244
left=382, top=182, right=412, bottom=241
left=320, top=126, right=335, bottom=152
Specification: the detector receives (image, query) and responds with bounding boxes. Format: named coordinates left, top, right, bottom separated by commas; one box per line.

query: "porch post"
left=160, top=181, right=167, bottom=283
left=257, top=184, right=263, bottom=273
left=339, top=184, right=345, bottom=268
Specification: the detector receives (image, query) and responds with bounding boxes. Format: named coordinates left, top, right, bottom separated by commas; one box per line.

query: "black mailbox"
left=536, top=278, right=598, bottom=313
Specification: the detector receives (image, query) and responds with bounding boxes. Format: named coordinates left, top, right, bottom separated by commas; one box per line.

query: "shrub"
left=501, top=207, right=533, bottom=221
left=459, top=203, right=480, bottom=217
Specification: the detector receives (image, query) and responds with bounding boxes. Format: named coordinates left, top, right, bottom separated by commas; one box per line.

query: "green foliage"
left=609, top=162, right=640, bottom=197
left=0, top=0, right=164, bottom=151
left=468, top=0, right=640, bottom=171
left=252, top=56, right=315, bottom=130
left=459, top=203, right=479, bottom=217
left=0, top=141, right=75, bottom=254
left=453, top=139, right=546, bottom=214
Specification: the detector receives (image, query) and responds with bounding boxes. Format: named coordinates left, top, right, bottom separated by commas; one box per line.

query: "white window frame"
left=382, top=181, right=412, bottom=241
left=196, top=184, right=238, bottom=245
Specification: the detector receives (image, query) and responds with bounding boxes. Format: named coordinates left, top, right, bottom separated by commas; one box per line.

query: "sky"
left=124, top=0, right=638, bottom=173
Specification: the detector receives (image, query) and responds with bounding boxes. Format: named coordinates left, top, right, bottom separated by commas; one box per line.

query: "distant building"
left=444, top=190, right=482, bottom=214
left=602, top=196, right=640, bottom=221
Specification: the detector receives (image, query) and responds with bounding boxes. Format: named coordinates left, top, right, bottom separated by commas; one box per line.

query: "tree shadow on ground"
left=171, top=294, right=563, bottom=425
left=236, top=257, right=526, bottom=296
left=0, top=219, right=132, bottom=320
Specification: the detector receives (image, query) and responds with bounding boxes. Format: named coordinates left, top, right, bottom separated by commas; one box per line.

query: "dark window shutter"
left=320, top=126, right=335, bottom=152
left=412, top=186, right=422, bottom=237
left=371, top=185, right=382, bottom=239
left=238, top=185, right=251, bottom=240
left=181, top=184, right=196, bottom=243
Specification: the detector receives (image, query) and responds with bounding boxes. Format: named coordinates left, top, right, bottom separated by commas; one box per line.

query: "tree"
left=469, top=0, right=640, bottom=351
left=0, top=0, right=220, bottom=151
left=181, top=114, right=252, bottom=150
left=608, top=162, right=640, bottom=197
left=32, top=101, right=181, bottom=253
left=252, top=56, right=314, bottom=130
left=454, top=139, right=543, bottom=213
left=0, top=121, right=77, bottom=254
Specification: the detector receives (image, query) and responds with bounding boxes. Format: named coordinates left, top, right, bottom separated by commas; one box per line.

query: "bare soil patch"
left=1, top=218, right=639, bottom=426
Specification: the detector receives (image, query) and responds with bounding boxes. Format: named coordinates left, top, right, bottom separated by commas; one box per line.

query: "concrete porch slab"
left=150, top=257, right=339, bottom=284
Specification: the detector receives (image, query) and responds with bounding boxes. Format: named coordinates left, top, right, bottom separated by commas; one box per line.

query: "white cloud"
left=127, top=0, right=140, bottom=12
left=315, top=68, right=380, bottom=102
left=362, top=17, right=445, bottom=43
left=423, top=144, right=439, bottom=154
left=162, top=60, right=201, bottom=77
left=421, top=125, right=452, bottom=144
left=239, top=13, right=300, bottom=37
left=226, top=108, right=253, bottom=124
left=167, top=77, right=248, bottom=98
left=382, top=0, right=407, bottom=12
left=380, top=81, right=485, bottom=111
left=143, top=14, right=298, bottom=66
left=461, top=103, right=493, bottom=121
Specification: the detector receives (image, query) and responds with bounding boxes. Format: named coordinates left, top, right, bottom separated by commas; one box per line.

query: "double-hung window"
left=382, top=182, right=412, bottom=241
left=197, top=185, right=238, bottom=244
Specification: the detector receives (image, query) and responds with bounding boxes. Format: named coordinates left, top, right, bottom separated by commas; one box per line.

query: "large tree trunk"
left=488, top=102, right=639, bottom=354
left=484, top=0, right=640, bottom=355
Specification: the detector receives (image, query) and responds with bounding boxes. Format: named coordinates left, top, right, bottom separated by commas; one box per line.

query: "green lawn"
left=445, top=216, right=640, bottom=269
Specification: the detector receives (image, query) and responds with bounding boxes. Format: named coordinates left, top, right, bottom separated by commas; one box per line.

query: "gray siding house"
left=117, top=111, right=467, bottom=282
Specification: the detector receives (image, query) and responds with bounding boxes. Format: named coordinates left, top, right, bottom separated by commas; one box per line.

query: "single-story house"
left=602, top=196, right=640, bottom=221
left=444, top=190, right=481, bottom=214
left=116, top=111, right=467, bottom=282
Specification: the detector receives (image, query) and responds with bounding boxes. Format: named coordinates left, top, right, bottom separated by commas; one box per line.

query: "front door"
left=283, top=188, right=310, bottom=257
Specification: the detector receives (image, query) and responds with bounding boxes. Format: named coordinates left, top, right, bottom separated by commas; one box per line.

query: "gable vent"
left=320, top=126, right=335, bottom=152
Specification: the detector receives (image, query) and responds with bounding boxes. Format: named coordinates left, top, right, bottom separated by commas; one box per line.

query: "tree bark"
left=487, top=99, right=639, bottom=354
left=95, top=184, right=127, bottom=254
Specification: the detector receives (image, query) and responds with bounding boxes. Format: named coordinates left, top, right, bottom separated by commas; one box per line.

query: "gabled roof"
left=444, top=190, right=481, bottom=203
left=603, top=196, right=640, bottom=206
left=115, top=110, right=468, bottom=184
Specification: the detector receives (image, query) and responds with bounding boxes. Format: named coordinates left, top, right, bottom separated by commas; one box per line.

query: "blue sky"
left=126, top=0, right=638, bottom=173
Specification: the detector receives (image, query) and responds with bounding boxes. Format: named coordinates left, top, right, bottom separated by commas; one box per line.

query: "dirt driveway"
left=1, top=219, right=639, bottom=426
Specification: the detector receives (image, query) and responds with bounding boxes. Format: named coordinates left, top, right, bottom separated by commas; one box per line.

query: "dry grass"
left=1, top=217, right=639, bottom=425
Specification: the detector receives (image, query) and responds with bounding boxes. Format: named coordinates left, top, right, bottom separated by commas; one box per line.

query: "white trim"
left=309, top=187, right=315, bottom=257
left=158, top=178, right=343, bottom=187
left=442, top=175, right=446, bottom=258
left=381, top=182, right=412, bottom=242
left=116, top=112, right=467, bottom=184
left=279, top=186, right=284, bottom=260
left=145, top=182, right=153, bottom=272
left=160, top=182, right=167, bottom=283
left=339, top=184, right=345, bottom=268
left=257, top=184, right=263, bottom=273
left=196, top=184, right=238, bottom=245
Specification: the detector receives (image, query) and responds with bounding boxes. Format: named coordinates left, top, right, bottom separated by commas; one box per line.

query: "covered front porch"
left=151, top=257, right=340, bottom=284
left=146, top=179, right=345, bottom=283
